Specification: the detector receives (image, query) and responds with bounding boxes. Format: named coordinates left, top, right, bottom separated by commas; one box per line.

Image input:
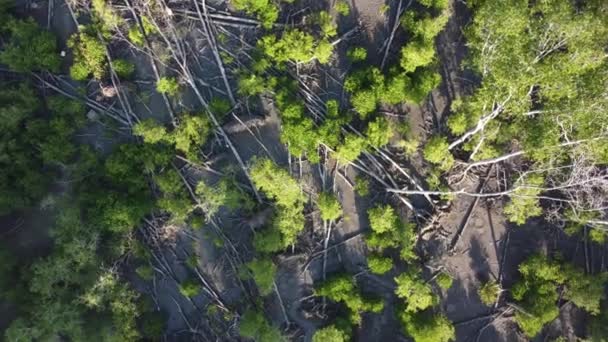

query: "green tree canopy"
left=0, top=18, right=60, bottom=72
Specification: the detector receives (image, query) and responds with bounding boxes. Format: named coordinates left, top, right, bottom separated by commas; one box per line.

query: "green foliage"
left=334, top=0, right=350, bottom=16
left=399, top=137, right=420, bottom=156
left=315, top=11, right=337, bottom=38
left=253, top=228, right=284, bottom=254
left=134, top=114, right=210, bottom=159
left=139, top=311, right=166, bottom=339
left=157, top=193, right=192, bottom=223
left=28, top=96, right=86, bottom=165
left=366, top=116, right=394, bottom=148
left=87, top=143, right=172, bottom=232
left=512, top=254, right=608, bottom=337
left=436, top=273, right=453, bottom=290
left=408, top=69, right=441, bottom=103
left=238, top=72, right=269, bottom=96
left=344, top=66, right=421, bottom=115
left=239, top=309, right=284, bottom=342
left=313, top=325, right=348, bottom=342
left=347, top=46, right=367, bottom=62
left=368, top=205, right=399, bottom=235
left=344, top=67, right=384, bottom=117
left=423, top=136, right=454, bottom=171
left=173, top=114, right=211, bottom=157
left=231, top=0, right=279, bottom=29
left=156, top=77, right=180, bottom=96
left=5, top=303, right=86, bottom=342
left=81, top=271, right=141, bottom=340
left=133, top=119, right=168, bottom=144
left=368, top=254, right=393, bottom=275
left=400, top=41, right=436, bottom=73
left=250, top=158, right=306, bottom=248
left=179, top=278, right=201, bottom=298
left=503, top=174, right=544, bottom=225
left=135, top=264, right=154, bottom=280
left=354, top=176, right=370, bottom=197
left=0, top=248, right=18, bottom=300
left=251, top=158, right=305, bottom=209
left=478, top=280, right=500, bottom=306
left=209, top=97, right=232, bottom=118
left=261, top=29, right=334, bottom=64
left=68, top=28, right=107, bottom=80
left=395, top=271, right=437, bottom=313
left=333, top=134, right=367, bottom=164
left=0, top=83, right=50, bottom=214
left=367, top=205, right=417, bottom=262
left=0, top=18, right=60, bottom=72
left=0, top=0, right=13, bottom=21
left=7, top=204, right=143, bottom=342
left=128, top=16, right=156, bottom=46
left=316, top=274, right=385, bottom=325
left=450, top=0, right=608, bottom=193
left=399, top=7, right=449, bottom=73
left=1, top=134, right=158, bottom=342
left=588, top=305, right=608, bottom=342
left=318, top=192, right=342, bottom=221
left=91, top=0, right=122, bottom=32
left=382, top=73, right=412, bottom=105
left=196, top=175, right=254, bottom=218
left=400, top=310, right=455, bottom=342
left=246, top=258, right=277, bottom=296
left=113, top=59, right=135, bottom=78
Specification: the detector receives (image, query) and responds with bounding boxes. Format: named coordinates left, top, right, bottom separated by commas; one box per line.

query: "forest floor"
left=1, top=0, right=605, bottom=341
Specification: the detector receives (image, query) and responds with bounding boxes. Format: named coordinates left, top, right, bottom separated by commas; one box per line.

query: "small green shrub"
left=313, top=325, right=348, bottom=342
left=368, top=255, right=393, bottom=275
left=423, top=136, right=454, bottom=170
left=354, top=176, right=370, bottom=196
left=366, top=205, right=417, bottom=262
left=250, top=158, right=306, bottom=248
left=179, top=278, right=201, bottom=298
left=139, top=311, right=165, bottom=339
left=318, top=192, right=342, bottom=221
left=173, top=115, right=211, bottom=157
left=133, top=119, right=168, bottom=144
left=127, top=16, right=156, bottom=46
left=112, top=59, right=135, bottom=78
left=231, top=0, right=279, bottom=29
left=395, top=271, right=437, bottom=313
left=156, top=77, right=180, bottom=96
left=400, top=310, right=455, bottom=342
left=68, top=29, right=107, bottom=80
left=315, top=11, right=337, bottom=38
left=316, top=274, right=385, bottom=325
left=135, top=264, right=154, bottom=280
left=436, top=273, right=453, bottom=290
left=253, top=228, right=284, bottom=254
left=261, top=29, right=334, bottom=64
left=347, top=46, right=367, bottom=62
left=334, top=1, right=350, bottom=16
left=503, top=174, right=544, bottom=225
left=239, top=309, right=284, bottom=342
left=196, top=175, right=254, bottom=218
left=246, top=258, right=277, bottom=296
left=366, top=116, right=394, bottom=148
left=333, top=134, right=367, bottom=164
left=478, top=280, right=500, bottom=306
